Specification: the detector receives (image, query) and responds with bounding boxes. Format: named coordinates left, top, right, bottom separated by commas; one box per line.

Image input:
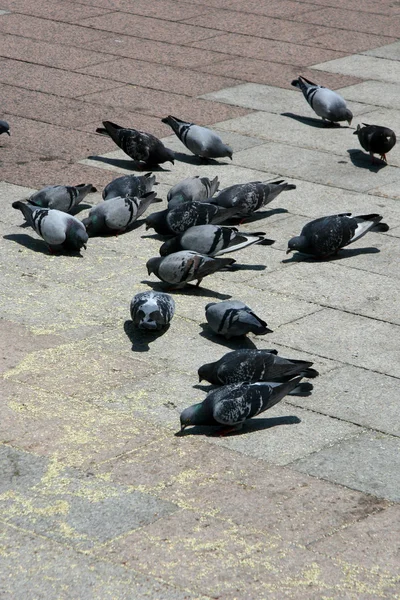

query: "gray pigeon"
left=0, top=120, right=10, bottom=136
left=205, top=300, right=272, bottom=338
left=146, top=250, right=235, bottom=289
left=198, top=349, right=318, bottom=385
left=287, top=212, right=389, bottom=258
left=82, top=191, right=157, bottom=236
left=354, top=123, right=396, bottom=163
left=145, top=201, right=240, bottom=236
left=159, top=225, right=274, bottom=257
left=27, top=184, right=97, bottom=213
left=96, top=121, right=175, bottom=167
left=212, top=180, right=296, bottom=217
left=167, top=176, right=219, bottom=209
left=12, top=201, right=88, bottom=252
left=291, top=75, right=353, bottom=125
left=103, top=173, right=157, bottom=200
left=130, top=291, right=175, bottom=330
left=162, top=115, right=232, bottom=160
left=180, top=377, right=306, bottom=434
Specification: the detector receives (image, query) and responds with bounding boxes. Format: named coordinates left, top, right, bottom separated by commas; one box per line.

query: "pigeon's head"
left=179, top=402, right=209, bottom=430
left=146, top=256, right=162, bottom=276
left=81, top=215, right=100, bottom=237
left=145, top=209, right=167, bottom=232
left=343, top=108, right=353, bottom=126
left=69, top=225, right=89, bottom=251
left=168, top=194, right=186, bottom=210
left=286, top=235, right=308, bottom=254
left=197, top=362, right=215, bottom=384
left=0, top=120, right=10, bottom=136
left=160, top=147, right=175, bottom=165
left=159, top=237, right=180, bottom=256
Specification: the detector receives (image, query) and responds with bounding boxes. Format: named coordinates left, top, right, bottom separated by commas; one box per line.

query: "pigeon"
left=82, top=191, right=157, bottom=236
left=291, top=75, right=353, bottom=125
left=146, top=250, right=235, bottom=288
left=145, top=201, right=240, bottom=235
left=159, top=225, right=274, bottom=257
left=167, top=176, right=219, bottom=209
left=205, top=300, right=272, bottom=338
left=96, top=121, right=175, bottom=167
left=27, top=184, right=97, bottom=213
left=198, top=349, right=318, bottom=385
left=0, top=120, right=10, bottom=136
left=103, top=173, right=157, bottom=200
left=286, top=213, right=389, bottom=258
left=162, top=115, right=233, bottom=160
left=130, top=290, right=175, bottom=330
left=353, top=123, right=396, bottom=163
left=180, top=377, right=306, bottom=434
left=12, top=201, right=88, bottom=251
left=212, top=180, right=296, bottom=217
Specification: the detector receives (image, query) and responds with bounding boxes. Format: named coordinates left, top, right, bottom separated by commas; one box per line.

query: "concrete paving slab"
left=0, top=445, right=48, bottom=494
left=362, top=40, right=400, bottom=60
left=312, top=54, right=400, bottom=84
left=232, top=142, right=400, bottom=192
left=337, top=80, right=400, bottom=111
left=293, top=365, right=400, bottom=437
left=270, top=308, right=400, bottom=377
left=293, top=431, right=400, bottom=502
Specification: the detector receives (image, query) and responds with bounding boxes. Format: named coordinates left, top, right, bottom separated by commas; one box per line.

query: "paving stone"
left=0, top=0, right=111, bottom=22
left=363, top=40, right=400, bottom=60
left=293, top=7, right=400, bottom=37
left=232, top=142, right=400, bottom=193
left=307, top=28, right=397, bottom=54
left=270, top=308, right=400, bottom=377
left=293, top=365, right=400, bottom=437
left=183, top=0, right=317, bottom=18
left=293, top=431, right=400, bottom=502
left=312, top=54, right=400, bottom=84
left=338, top=80, right=400, bottom=111
left=298, top=0, right=400, bottom=16
left=0, top=522, right=194, bottom=600
left=0, top=446, right=48, bottom=494
left=369, top=179, right=400, bottom=202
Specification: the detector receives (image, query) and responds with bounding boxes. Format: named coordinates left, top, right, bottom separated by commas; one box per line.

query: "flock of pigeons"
left=6, top=75, right=394, bottom=435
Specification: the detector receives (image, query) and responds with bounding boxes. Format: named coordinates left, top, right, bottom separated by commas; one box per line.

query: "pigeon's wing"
left=211, top=385, right=256, bottom=425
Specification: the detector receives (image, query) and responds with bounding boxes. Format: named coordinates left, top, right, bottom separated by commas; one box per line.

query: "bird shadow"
left=70, top=202, right=93, bottom=216
left=175, top=415, right=301, bottom=437
left=173, top=151, right=231, bottom=166
left=86, top=217, right=146, bottom=238
left=123, top=319, right=170, bottom=352
left=87, top=155, right=172, bottom=172
left=199, top=323, right=258, bottom=349
left=141, top=280, right=232, bottom=300
left=280, top=112, right=344, bottom=128
left=347, top=149, right=387, bottom=171
left=3, top=233, right=85, bottom=256
left=141, top=232, right=172, bottom=242
left=229, top=263, right=266, bottom=272
left=282, top=246, right=380, bottom=264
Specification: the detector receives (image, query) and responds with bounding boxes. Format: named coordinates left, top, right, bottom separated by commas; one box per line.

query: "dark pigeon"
left=162, top=115, right=232, bottom=160
left=205, top=300, right=272, bottom=338
left=287, top=213, right=389, bottom=258
left=103, top=173, right=157, bottom=200
left=96, top=121, right=175, bottom=167
left=27, top=184, right=97, bottom=213
left=212, top=180, right=296, bottom=217
left=145, top=201, right=240, bottom=235
left=130, top=291, right=175, bottom=330
left=291, top=75, right=353, bottom=125
left=354, top=123, right=396, bottom=163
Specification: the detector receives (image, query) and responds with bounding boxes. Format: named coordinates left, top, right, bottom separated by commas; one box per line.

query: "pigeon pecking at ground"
left=0, top=120, right=10, bottom=136
left=291, top=75, right=353, bottom=126
left=205, top=300, right=272, bottom=338
left=180, top=377, right=307, bottom=435
left=146, top=250, right=235, bottom=289
left=145, top=201, right=240, bottom=235
left=211, top=180, right=296, bottom=217
left=27, top=184, right=97, bottom=213
left=159, top=224, right=274, bottom=257
left=130, top=290, right=175, bottom=330
left=82, top=192, right=157, bottom=236
left=103, top=173, right=157, bottom=200
left=96, top=121, right=175, bottom=167
left=353, top=123, right=396, bottom=163
left=287, top=213, right=389, bottom=258
left=198, top=348, right=318, bottom=385
left=162, top=115, right=233, bottom=160
left=12, top=201, right=88, bottom=252
left=167, top=175, right=219, bottom=209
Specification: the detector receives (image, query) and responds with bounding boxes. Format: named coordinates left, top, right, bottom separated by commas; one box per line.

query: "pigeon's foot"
left=380, top=153, right=387, bottom=163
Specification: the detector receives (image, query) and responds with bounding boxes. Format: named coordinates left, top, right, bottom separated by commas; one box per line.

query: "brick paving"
left=1, top=0, right=400, bottom=598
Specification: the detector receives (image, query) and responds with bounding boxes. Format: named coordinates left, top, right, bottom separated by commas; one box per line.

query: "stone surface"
left=313, top=54, right=400, bottom=83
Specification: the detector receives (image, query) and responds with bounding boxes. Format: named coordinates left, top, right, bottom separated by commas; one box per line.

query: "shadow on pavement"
left=347, top=149, right=387, bottom=171
left=124, top=319, right=170, bottom=352
left=199, top=323, right=259, bottom=349
left=175, top=415, right=301, bottom=437
left=282, top=246, right=380, bottom=263
left=3, top=234, right=84, bottom=256
left=141, top=280, right=232, bottom=300
left=87, top=154, right=173, bottom=172
left=281, top=112, right=345, bottom=128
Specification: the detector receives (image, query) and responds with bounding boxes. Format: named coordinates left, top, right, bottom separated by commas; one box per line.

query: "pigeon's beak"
left=145, top=224, right=150, bottom=230
left=83, top=244, right=87, bottom=250
left=180, top=423, right=187, bottom=431
left=286, top=247, right=292, bottom=255
left=198, top=376, right=203, bottom=383
left=6, top=131, right=10, bottom=136
left=347, top=118, right=352, bottom=126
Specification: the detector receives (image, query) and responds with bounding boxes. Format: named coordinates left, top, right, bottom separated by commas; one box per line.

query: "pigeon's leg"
left=215, top=423, right=244, bottom=436
left=195, top=278, right=203, bottom=288
left=380, top=153, right=387, bottom=163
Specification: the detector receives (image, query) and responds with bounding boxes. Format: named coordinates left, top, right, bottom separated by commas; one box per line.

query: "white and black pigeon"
left=145, top=201, right=240, bottom=235
left=198, top=349, right=318, bottom=385
left=130, top=291, right=175, bottom=330
left=212, top=180, right=296, bottom=217
left=354, top=123, right=396, bottom=163
left=12, top=201, right=88, bottom=252
left=287, top=213, right=389, bottom=258
left=0, top=120, right=10, bottom=136
left=167, top=176, right=219, bottom=209
left=159, top=225, right=274, bottom=257
left=27, top=184, right=97, bottom=213
left=82, top=191, right=157, bottom=236
left=180, top=377, right=306, bottom=434
left=205, top=300, right=272, bottom=338
left=96, top=121, right=175, bottom=167
left=162, top=115, right=233, bottom=160
left=103, top=173, right=157, bottom=200
left=291, top=75, right=353, bottom=125
left=146, top=250, right=235, bottom=289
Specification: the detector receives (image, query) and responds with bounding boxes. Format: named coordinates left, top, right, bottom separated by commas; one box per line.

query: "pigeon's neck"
left=188, top=402, right=213, bottom=426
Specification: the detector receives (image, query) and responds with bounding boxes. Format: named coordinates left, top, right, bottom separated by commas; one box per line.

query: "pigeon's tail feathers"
left=288, top=381, right=313, bottom=396
left=291, top=78, right=300, bottom=88
left=12, top=200, right=36, bottom=225
left=217, top=257, right=236, bottom=269
left=162, top=115, right=189, bottom=136
left=283, top=183, right=296, bottom=191
left=97, top=121, right=122, bottom=141
left=371, top=222, right=389, bottom=233
left=244, top=311, right=273, bottom=335
left=302, top=367, right=319, bottom=379
left=90, top=185, right=97, bottom=193
left=96, top=127, right=108, bottom=135
left=350, top=213, right=385, bottom=243
left=259, top=376, right=304, bottom=412
left=256, top=238, right=275, bottom=246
